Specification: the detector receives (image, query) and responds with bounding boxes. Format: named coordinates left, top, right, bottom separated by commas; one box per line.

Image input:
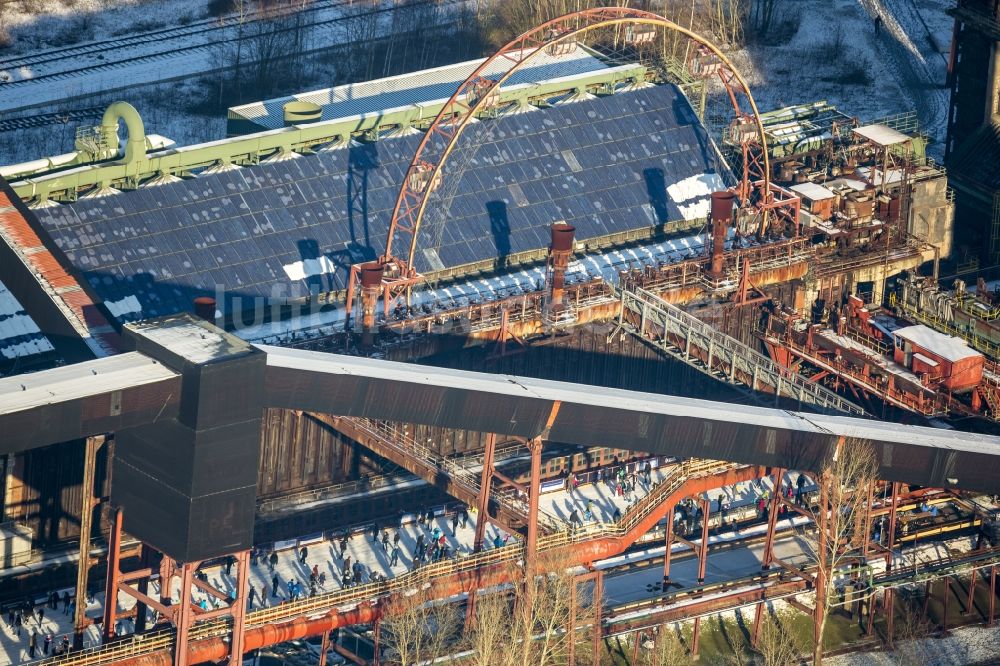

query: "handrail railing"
left=344, top=417, right=563, bottom=532
left=620, top=285, right=867, bottom=417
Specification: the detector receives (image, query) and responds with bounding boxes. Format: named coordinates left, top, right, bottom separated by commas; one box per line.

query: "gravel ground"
left=828, top=623, right=1000, bottom=666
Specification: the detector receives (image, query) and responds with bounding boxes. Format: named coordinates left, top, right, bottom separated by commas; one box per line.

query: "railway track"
left=0, top=0, right=464, bottom=113
left=0, top=0, right=449, bottom=77
left=0, top=107, right=105, bottom=132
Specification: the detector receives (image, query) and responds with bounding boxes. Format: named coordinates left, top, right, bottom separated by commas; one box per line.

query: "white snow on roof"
left=856, top=166, right=904, bottom=187
left=853, top=124, right=911, bottom=147
left=893, top=325, right=981, bottom=363
left=790, top=182, right=836, bottom=201
left=0, top=282, right=54, bottom=361
left=667, top=173, right=728, bottom=220
left=283, top=256, right=339, bottom=281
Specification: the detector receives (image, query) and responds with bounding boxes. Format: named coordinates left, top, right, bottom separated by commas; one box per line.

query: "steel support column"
left=229, top=550, right=251, bottom=666
left=885, top=588, right=895, bottom=646
left=133, top=546, right=151, bottom=634
left=373, top=615, right=381, bottom=666
left=592, top=570, right=604, bottom=666
left=943, top=576, right=951, bottom=633
left=989, top=566, right=996, bottom=626
left=174, top=563, right=195, bottom=666
left=691, top=497, right=711, bottom=657
left=75, top=434, right=103, bottom=648
left=318, top=630, right=331, bottom=666
left=762, top=468, right=784, bottom=570
left=526, top=437, right=542, bottom=579
left=663, top=502, right=674, bottom=590
left=474, top=433, right=497, bottom=553
left=752, top=602, right=764, bottom=646
left=102, top=506, right=123, bottom=643
left=882, top=480, right=901, bottom=640
left=966, top=567, right=978, bottom=616
left=753, top=468, right=784, bottom=646
left=466, top=432, right=498, bottom=629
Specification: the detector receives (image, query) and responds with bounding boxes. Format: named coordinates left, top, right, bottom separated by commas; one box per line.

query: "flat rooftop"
left=229, top=46, right=611, bottom=132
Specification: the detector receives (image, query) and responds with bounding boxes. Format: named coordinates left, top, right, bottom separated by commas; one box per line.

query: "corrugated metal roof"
left=230, top=47, right=610, bottom=131
left=263, top=346, right=1000, bottom=493
left=34, top=84, right=732, bottom=324
left=790, top=182, right=836, bottom=201
left=893, top=324, right=981, bottom=362
left=853, top=124, right=911, bottom=147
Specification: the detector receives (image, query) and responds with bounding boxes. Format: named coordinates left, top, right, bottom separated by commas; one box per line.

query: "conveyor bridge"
left=615, top=285, right=867, bottom=417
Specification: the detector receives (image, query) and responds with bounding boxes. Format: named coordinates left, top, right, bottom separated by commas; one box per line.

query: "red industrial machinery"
left=344, top=7, right=800, bottom=339
left=758, top=294, right=1000, bottom=420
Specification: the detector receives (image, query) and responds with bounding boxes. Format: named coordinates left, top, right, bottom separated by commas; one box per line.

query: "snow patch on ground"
left=728, top=0, right=951, bottom=158
left=0, top=0, right=209, bottom=54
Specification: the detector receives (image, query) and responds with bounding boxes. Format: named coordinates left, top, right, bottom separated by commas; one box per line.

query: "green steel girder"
left=10, top=64, right=650, bottom=204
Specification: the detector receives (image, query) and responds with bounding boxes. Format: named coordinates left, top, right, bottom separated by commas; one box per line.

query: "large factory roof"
left=228, top=47, right=610, bottom=132
left=32, top=83, right=730, bottom=324
left=0, top=281, right=54, bottom=366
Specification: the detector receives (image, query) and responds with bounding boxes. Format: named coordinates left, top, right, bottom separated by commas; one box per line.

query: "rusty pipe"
left=548, top=222, right=575, bottom=307
left=359, top=262, right=384, bottom=347
left=709, top=191, right=736, bottom=277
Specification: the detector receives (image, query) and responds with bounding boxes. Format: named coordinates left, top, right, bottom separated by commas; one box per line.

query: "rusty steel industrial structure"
left=344, top=6, right=791, bottom=331
left=0, top=7, right=994, bottom=666
left=3, top=326, right=1000, bottom=666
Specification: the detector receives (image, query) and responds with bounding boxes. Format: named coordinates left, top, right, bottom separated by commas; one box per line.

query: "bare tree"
left=887, top=588, right=932, bottom=665
left=753, top=610, right=803, bottom=666
left=801, top=438, right=878, bottom=665
left=380, top=587, right=461, bottom=665
left=748, top=0, right=785, bottom=40
left=463, top=557, right=594, bottom=666
left=638, top=622, right=690, bottom=666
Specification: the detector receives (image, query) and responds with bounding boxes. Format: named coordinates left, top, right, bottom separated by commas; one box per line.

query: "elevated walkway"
left=315, top=414, right=562, bottom=534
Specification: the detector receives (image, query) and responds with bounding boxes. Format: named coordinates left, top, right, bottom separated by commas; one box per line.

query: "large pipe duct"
left=101, top=101, right=147, bottom=164
left=548, top=222, right=576, bottom=307
left=709, top=191, right=736, bottom=277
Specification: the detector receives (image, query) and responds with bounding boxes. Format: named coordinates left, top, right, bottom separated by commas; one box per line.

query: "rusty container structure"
left=891, top=325, right=984, bottom=392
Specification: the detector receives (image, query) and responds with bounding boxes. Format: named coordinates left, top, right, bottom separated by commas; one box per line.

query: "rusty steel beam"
left=74, top=435, right=103, bottom=648
left=111, top=464, right=759, bottom=666
left=314, top=413, right=530, bottom=533
left=102, top=507, right=123, bottom=643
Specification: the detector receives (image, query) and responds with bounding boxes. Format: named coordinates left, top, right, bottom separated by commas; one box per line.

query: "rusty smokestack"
left=192, top=296, right=216, bottom=323
left=359, top=262, right=384, bottom=346
left=548, top=222, right=575, bottom=307
left=709, top=191, right=736, bottom=277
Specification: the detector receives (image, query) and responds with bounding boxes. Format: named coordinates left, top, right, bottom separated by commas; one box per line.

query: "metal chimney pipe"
left=709, top=191, right=736, bottom=277
left=548, top=222, right=576, bottom=307
left=359, top=262, right=384, bottom=347
left=192, top=297, right=216, bottom=324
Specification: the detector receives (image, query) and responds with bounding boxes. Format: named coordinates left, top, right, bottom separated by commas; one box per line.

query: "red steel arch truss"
left=346, top=6, right=798, bottom=326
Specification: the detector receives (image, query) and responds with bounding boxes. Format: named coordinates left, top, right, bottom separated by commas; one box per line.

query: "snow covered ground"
left=0, top=0, right=465, bottom=113
left=731, top=0, right=953, bottom=159
left=0, top=0, right=957, bottom=167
